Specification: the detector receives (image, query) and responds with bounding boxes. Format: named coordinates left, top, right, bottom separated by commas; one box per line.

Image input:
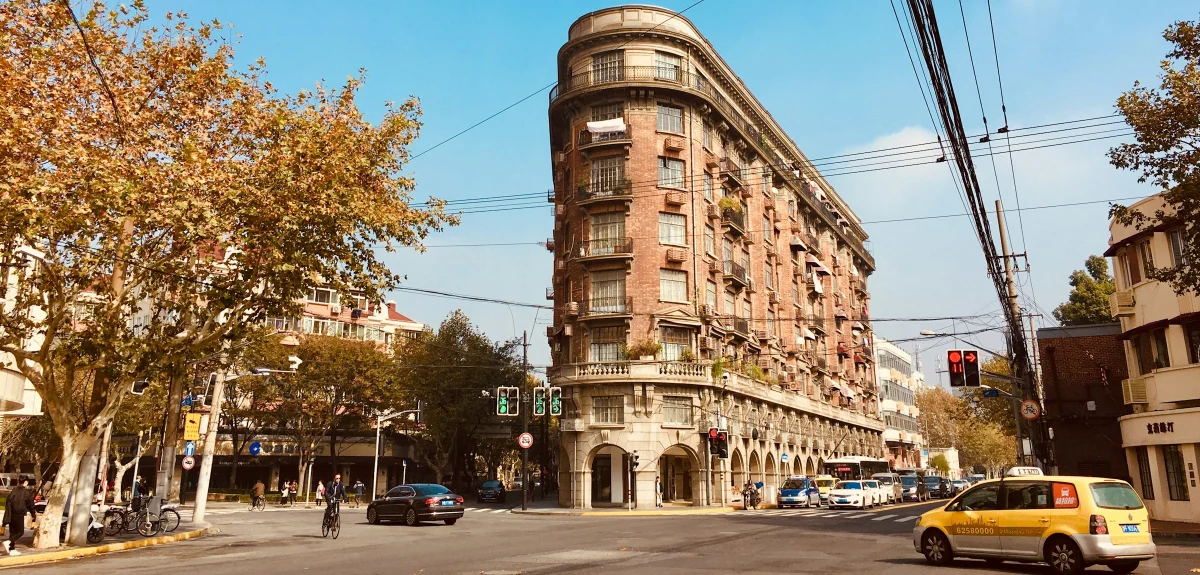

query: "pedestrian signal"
left=947, top=350, right=965, bottom=387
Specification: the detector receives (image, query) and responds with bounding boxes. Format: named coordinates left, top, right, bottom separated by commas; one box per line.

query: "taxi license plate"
left=1121, top=524, right=1139, bottom=533
left=441, top=500, right=455, bottom=506
left=837, top=498, right=848, bottom=503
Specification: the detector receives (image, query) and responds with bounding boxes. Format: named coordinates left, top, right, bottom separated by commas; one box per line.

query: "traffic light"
left=496, top=386, right=520, bottom=416
left=549, top=387, right=562, bottom=416
left=947, top=350, right=965, bottom=387
left=716, top=431, right=728, bottom=459
left=963, top=350, right=981, bottom=387
left=708, top=428, right=719, bottom=455
left=131, top=380, right=150, bottom=396
left=533, top=387, right=547, bottom=416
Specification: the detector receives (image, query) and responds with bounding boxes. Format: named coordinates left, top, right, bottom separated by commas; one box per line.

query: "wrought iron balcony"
left=578, top=237, right=634, bottom=261
left=721, top=208, right=745, bottom=236
left=577, top=178, right=633, bottom=204
left=720, top=157, right=746, bottom=187
left=578, top=129, right=630, bottom=149
left=579, top=296, right=633, bottom=318
left=723, top=260, right=748, bottom=289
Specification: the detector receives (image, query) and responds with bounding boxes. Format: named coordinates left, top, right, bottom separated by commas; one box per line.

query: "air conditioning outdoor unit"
left=329, top=304, right=342, bottom=315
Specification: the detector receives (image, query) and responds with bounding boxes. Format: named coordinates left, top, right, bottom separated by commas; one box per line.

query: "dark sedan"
left=923, top=475, right=952, bottom=498
left=367, top=483, right=464, bottom=526
left=477, top=480, right=506, bottom=503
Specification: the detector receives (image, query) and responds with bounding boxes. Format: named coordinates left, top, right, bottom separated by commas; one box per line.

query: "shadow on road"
left=877, top=557, right=1048, bottom=574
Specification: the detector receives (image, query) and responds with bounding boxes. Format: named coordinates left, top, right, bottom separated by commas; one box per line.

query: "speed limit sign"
left=517, top=432, right=534, bottom=449
left=1020, top=399, right=1041, bottom=421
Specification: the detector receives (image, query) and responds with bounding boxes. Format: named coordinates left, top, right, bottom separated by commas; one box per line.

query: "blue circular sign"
left=780, top=453, right=789, bottom=463
left=249, top=441, right=262, bottom=456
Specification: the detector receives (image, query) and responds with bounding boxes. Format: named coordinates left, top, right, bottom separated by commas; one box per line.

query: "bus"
left=822, top=456, right=891, bottom=482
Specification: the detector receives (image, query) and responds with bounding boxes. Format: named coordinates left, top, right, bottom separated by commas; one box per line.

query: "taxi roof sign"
left=1005, top=466, right=1044, bottom=477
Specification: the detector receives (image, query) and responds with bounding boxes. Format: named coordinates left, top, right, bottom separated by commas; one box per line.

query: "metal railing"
left=581, top=296, right=633, bottom=316
left=580, top=237, right=634, bottom=257
left=577, top=178, right=633, bottom=202
left=732, top=318, right=750, bottom=335
left=578, top=129, right=629, bottom=146
left=723, top=260, right=748, bottom=284
left=721, top=208, right=745, bottom=233
left=719, top=157, right=745, bottom=185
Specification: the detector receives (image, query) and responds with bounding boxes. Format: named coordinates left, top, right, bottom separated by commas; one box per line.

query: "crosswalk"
left=466, top=507, right=513, bottom=514
left=716, top=508, right=921, bottom=523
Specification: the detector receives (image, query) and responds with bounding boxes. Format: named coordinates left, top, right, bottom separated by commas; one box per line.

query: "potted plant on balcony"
left=717, top=196, right=742, bottom=214
left=624, top=339, right=662, bottom=361
left=679, top=347, right=695, bottom=362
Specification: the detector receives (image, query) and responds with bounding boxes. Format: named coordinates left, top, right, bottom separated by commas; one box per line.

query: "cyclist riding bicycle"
left=323, top=475, right=346, bottom=523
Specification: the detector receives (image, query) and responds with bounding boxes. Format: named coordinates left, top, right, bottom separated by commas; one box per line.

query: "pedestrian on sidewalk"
left=315, top=480, right=325, bottom=506
left=289, top=481, right=298, bottom=506
left=655, top=475, right=663, bottom=507
left=3, top=479, right=36, bottom=556
left=352, top=480, right=364, bottom=507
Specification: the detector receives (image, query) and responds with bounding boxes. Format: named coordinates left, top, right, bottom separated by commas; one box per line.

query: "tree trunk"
left=111, top=455, right=137, bottom=505
left=34, top=431, right=98, bottom=549
left=228, top=438, right=240, bottom=490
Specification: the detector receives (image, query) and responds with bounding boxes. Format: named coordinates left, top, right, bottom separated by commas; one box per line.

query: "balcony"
left=809, top=316, right=827, bottom=334
left=720, top=157, right=746, bottom=188
left=577, top=178, right=633, bottom=205
left=578, top=237, right=634, bottom=263
left=723, top=260, right=748, bottom=289
left=577, top=128, right=631, bottom=151
left=550, top=65, right=691, bottom=104
left=730, top=318, right=751, bottom=338
left=721, top=208, right=745, bottom=236
left=579, top=296, right=633, bottom=320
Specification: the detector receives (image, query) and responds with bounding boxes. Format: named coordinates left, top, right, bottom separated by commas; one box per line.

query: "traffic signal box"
left=963, top=350, right=981, bottom=387
left=947, top=349, right=981, bottom=388
left=707, top=428, right=729, bottom=459
left=533, top=387, right=547, bottom=416
left=549, top=387, right=562, bottom=416
left=496, top=386, right=521, bottom=416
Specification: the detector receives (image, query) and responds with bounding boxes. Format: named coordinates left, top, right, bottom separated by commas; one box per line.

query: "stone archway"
left=730, top=449, right=746, bottom=489
left=748, top=451, right=762, bottom=486
left=659, top=444, right=702, bottom=505
left=764, top=454, right=778, bottom=491
left=585, top=443, right=629, bottom=508
left=805, top=457, right=816, bottom=475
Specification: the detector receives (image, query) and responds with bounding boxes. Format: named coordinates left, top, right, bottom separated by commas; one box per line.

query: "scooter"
left=55, top=504, right=106, bottom=544
left=742, top=486, right=761, bottom=510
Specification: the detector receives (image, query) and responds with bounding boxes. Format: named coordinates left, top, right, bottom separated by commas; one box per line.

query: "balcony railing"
left=721, top=208, right=745, bottom=235
left=579, top=237, right=634, bottom=259
left=578, top=129, right=630, bottom=148
left=720, top=157, right=746, bottom=187
left=723, top=260, right=748, bottom=288
left=580, top=296, right=633, bottom=317
left=551, top=65, right=691, bottom=103
left=577, top=178, right=633, bottom=203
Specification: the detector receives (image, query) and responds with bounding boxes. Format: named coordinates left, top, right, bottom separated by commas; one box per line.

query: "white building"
left=875, top=339, right=923, bottom=469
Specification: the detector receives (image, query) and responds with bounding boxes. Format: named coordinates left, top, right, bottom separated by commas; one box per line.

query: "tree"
left=0, top=1, right=453, bottom=547
left=0, top=415, right=61, bottom=485
left=223, top=330, right=288, bottom=488
left=916, top=387, right=967, bottom=448
left=956, top=422, right=1016, bottom=479
left=929, top=454, right=950, bottom=475
left=1052, top=256, right=1117, bottom=325
left=1109, top=20, right=1200, bottom=294
left=960, top=356, right=1018, bottom=436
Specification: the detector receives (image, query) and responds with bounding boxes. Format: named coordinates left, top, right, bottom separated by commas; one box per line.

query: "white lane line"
left=799, top=511, right=823, bottom=517
left=872, top=514, right=898, bottom=521
left=491, top=509, right=508, bottom=513
left=470, top=508, right=489, bottom=513
left=896, top=515, right=920, bottom=522
left=845, top=513, right=873, bottom=519
left=779, top=511, right=804, bottom=516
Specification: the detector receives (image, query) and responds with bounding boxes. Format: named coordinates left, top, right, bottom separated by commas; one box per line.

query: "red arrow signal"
left=964, top=351, right=977, bottom=363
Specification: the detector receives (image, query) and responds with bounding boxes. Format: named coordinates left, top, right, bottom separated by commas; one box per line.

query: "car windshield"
left=840, top=481, right=862, bottom=490
left=418, top=484, right=451, bottom=495
left=1091, top=483, right=1144, bottom=510
left=782, top=479, right=807, bottom=490
left=901, top=476, right=917, bottom=486
left=816, top=479, right=836, bottom=488
left=481, top=481, right=502, bottom=489
left=875, top=476, right=893, bottom=485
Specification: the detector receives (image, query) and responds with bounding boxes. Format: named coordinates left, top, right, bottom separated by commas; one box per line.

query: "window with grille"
left=590, top=212, right=625, bottom=254
left=1165, top=444, right=1189, bottom=501
left=1136, top=446, right=1154, bottom=500
left=657, top=104, right=683, bottom=133
left=766, top=309, right=776, bottom=337
left=762, top=215, right=771, bottom=240
left=703, top=173, right=713, bottom=201
left=590, top=270, right=626, bottom=313
left=660, top=269, right=688, bottom=303
left=703, top=121, right=712, bottom=149
left=661, top=327, right=690, bottom=361
left=658, top=157, right=685, bottom=188
left=1170, top=229, right=1186, bottom=266
left=706, top=280, right=717, bottom=310
left=655, top=51, right=681, bottom=81
left=663, top=396, right=693, bottom=425
left=589, top=326, right=625, bottom=362
left=725, top=291, right=735, bottom=317
left=765, top=263, right=774, bottom=290
left=1187, top=321, right=1200, bottom=364
left=659, top=212, right=686, bottom=245
left=592, top=50, right=623, bottom=83
left=590, top=157, right=625, bottom=195
left=591, top=102, right=623, bottom=122
left=704, top=225, right=715, bottom=255
left=593, top=395, right=624, bottom=424
left=788, top=198, right=796, bottom=218
left=1138, top=239, right=1155, bottom=278
left=309, top=288, right=336, bottom=304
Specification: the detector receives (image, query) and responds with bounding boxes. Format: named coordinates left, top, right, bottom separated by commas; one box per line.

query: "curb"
left=512, top=507, right=736, bottom=517
left=0, top=525, right=220, bottom=569
left=1150, top=531, right=1200, bottom=542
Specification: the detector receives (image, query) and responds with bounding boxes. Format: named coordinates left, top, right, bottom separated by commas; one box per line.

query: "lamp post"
left=373, top=409, right=420, bottom=499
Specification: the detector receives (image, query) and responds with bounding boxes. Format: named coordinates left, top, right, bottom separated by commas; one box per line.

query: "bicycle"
left=250, top=494, right=266, bottom=512
left=321, top=500, right=341, bottom=539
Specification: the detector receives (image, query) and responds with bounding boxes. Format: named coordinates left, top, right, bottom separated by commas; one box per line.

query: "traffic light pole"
left=521, top=330, right=529, bottom=512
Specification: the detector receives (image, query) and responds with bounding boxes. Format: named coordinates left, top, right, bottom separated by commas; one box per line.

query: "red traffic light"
left=948, top=350, right=962, bottom=363
left=709, top=428, right=718, bottom=439
left=964, top=351, right=977, bottom=363
left=717, top=432, right=727, bottom=442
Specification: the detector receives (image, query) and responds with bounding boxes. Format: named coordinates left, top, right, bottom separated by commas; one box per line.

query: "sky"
left=148, top=0, right=1197, bottom=385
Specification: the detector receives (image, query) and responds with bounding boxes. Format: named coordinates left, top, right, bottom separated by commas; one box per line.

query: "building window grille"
left=591, top=156, right=625, bottom=193
left=592, top=50, right=623, bottom=83
left=1136, top=446, right=1154, bottom=500
left=1164, top=444, right=1189, bottom=501
left=593, top=395, right=624, bottom=424
left=655, top=51, right=681, bottom=81
left=589, top=326, right=625, bottom=362
left=661, top=327, right=690, bottom=361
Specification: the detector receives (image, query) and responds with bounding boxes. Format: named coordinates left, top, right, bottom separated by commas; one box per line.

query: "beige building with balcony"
left=875, top=339, right=924, bottom=469
left=1106, top=193, right=1200, bottom=522
left=546, top=6, right=883, bottom=509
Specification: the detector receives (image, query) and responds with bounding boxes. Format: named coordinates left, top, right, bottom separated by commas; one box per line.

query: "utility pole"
left=996, top=200, right=1040, bottom=467
left=520, top=331, right=529, bottom=512
left=191, top=369, right=226, bottom=524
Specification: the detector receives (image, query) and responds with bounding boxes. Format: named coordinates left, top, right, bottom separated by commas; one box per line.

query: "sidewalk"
left=510, top=498, right=735, bottom=516
left=0, top=520, right=218, bottom=569
left=1150, top=519, right=1200, bottom=541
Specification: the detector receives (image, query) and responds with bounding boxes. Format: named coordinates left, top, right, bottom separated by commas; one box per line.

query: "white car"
left=863, top=479, right=887, bottom=507
left=827, top=480, right=872, bottom=509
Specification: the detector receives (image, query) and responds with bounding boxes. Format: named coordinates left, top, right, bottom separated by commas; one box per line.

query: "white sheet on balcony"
left=587, top=118, right=627, bottom=134
left=802, top=327, right=816, bottom=340
left=810, top=274, right=824, bottom=294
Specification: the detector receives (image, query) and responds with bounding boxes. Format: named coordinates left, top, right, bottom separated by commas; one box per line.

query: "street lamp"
left=372, top=405, right=421, bottom=500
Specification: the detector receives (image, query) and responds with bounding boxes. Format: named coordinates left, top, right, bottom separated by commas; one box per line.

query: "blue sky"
left=155, top=0, right=1196, bottom=384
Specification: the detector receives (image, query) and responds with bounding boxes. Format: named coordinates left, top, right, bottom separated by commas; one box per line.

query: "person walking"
left=3, top=479, right=36, bottom=556
left=289, top=481, right=298, bottom=506
left=279, top=480, right=289, bottom=506
left=352, top=479, right=364, bottom=507
left=315, top=479, right=325, bottom=506
left=655, top=475, right=663, bottom=507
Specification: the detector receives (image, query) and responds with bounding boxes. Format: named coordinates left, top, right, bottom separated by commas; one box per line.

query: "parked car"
left=914, top=475, right=1154, bottom=574
left=476, top=480, right=506, bottom=503
left=966, top=474, right=987, bottom=485
left=778, top=476, right=820, bottom=508
left=900, top=474, right=929, bottom=502
left=924, top=475, right=952, bottom=498
left=950, top=479, right=970, bottom=495
left=366, top=483, right=465, bottom=526
left=872, top=473, right=903, bottom=505
left=828, top=480, right=873, bottom=510
left=814, top=475, right=838, bottom=506
left=863, top=480, right=887, bottom=507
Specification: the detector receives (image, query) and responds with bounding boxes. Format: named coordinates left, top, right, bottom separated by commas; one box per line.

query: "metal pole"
left=192, top=369, right=226, bottom=524
left=521, top=330, right=529, bottom=511
left=131, top=430, right=142, bottom=494
left=1012, top=396, right=1024, bottom=466
left=372, top=416, right=381, bottom=500
left=402, top=460, right=407, bottom=485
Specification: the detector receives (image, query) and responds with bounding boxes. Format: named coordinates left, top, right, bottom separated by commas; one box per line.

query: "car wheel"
left=1106, top=560, right=1139, bottom=574
left=921, top=530, right=953, bottom=566
left=367, top=507, right=379, bottom=525
left=444, top=518, right=457, bottom=526
left=405, top=507, right=418, bottom=527
left=1045, top=537, right=1085, bottom=574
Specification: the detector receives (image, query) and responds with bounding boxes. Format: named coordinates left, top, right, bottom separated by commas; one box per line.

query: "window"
left=788, top=198, right=796, bottom=218
left=1186, top=321, right=1200, bottom=364
left=1091, top=483, right=1145, bottom=510
left=1120, top=248, right=1142, bottom=286
left=1136, top=446, right=1154, bottom=500
left=955, top=485, right=1001, bottom=511
left=1134, top=328, right=1173, bottom=374
left=702, top=121, right=712, bottom=150
left=1004, top=482, right=1051, bottom=510
left=695, top=71, right=709, bottom=92
left=1164, top=444, right=1190, bottom=501
left=657, top=104, right=683, bottom=133
left=659, top=212, right=686, bottom=245
left=762, top=215, right=771, bottom=241
left=765, top=263, right=774, bottom=291
left=792, top=280, right=800, bottom=305
left=592, top=50, right=623, bottom=83
left=593, top=395, right=624, bottom=424
left=766, top=309, right=776, bottom=337
left=661, top=327, right=690, bottom=361
left=655, top=51, right=681, bottom=81
left=590, top=269, right=626, bottom=313
left=1170, top=229, right=1186, bottom=267
left=658, top=157, right=685, bottom=189
left=706, top=280, right=717, bottom=310
left=309, top=287, right=336, bottom=304
left=722, top=238, right=733, bottom=264
left=1138, top=239, right=1155, bottom=278
left=663, top=396, right=693, bottom=425
left=762, top=173, right=770, bottom=196
left=589, top=326, right=625, bottom=362
left=703, top=173, right=713, bottom=201
left=704, top=225, right=715, bottom=255
left=660, top=269, right=688, bottom=303
left=725, top=291, right=736, bottom=317
left=591, top=102, right=623, bottom=122
left=591, top=212, right=626, bottom=254
left=794, top=325, right=802, bottom=345
left=590, top=156, right=625, bottom=194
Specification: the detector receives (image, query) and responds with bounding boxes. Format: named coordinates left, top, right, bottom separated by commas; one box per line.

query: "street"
left=17, top=500, right=1192, bottom=574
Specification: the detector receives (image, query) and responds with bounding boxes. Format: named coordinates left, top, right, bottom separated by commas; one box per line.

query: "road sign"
left=517, top=432, right=534, bottom=449
left=181, top=455, right=195, bottom=470
left=183, top=413, right=203, bottom=441
left=1020, top=399, right=1041, bottom=421
left=184, top=441, right=196, bottom=456
left=249, top=441, right=262, bottom=456
left=780, top=453, right=789, bottom=463
left=983, top=388, right=1000, bottom=398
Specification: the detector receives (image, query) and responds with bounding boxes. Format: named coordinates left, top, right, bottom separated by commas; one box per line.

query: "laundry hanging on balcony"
left=801, top=327, right=817, bottom=340
left=586, top=118, right=627, bottom=134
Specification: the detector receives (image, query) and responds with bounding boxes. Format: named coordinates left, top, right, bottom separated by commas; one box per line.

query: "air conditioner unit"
left=555, top=205, right=565, bottom=217
left=546, top=326, right=556, bottom=337
left=699, top=336, right=715, bottom=350
left=709, top=259, right=722, bottom=273
left=563, top=325, right=573, bottom=336
left=1122, top=378, right=1148, bottom=405
left=768, top=292, right=780, bottom=304
left=747, top=278, right=757, bottom=293
left=699, top=304, right=714, bottom=318
left=329, top=304, right=342, bottom=315
left=753, top=329, right=769, bottom=340
left=555, top=151, right=566, bottom=163
left=565, top=301, right=579, bottom=315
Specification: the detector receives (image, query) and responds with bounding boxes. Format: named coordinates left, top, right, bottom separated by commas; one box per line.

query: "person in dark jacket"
left=3, top=479, right=36, bottom=556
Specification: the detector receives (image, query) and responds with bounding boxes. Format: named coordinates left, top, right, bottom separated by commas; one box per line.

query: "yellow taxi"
left=912, top=470, right=1155, bottom=574
left=813, top=475, right=837, bottom=506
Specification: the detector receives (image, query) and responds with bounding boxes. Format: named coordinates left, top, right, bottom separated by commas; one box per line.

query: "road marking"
left=779, top=511, right=804, bottom=516
left=798, top=511, right=823, bottom=517
left=896, top=515, right=919, bottom=522
left=470, top=508, right=489, bottom=513
left=491, top=509, right=508, bottom=514
left=845, top=513, right=872, bottom=519
left=872, top=514, right=898, bottom=521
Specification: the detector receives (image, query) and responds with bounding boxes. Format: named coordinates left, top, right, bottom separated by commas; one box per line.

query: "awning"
left=586, top=118, right=627, bottom=134
left=852, top=321, right=864, bottom=332
left=790, top=236, right=810, bottom=251
left=655, top=315, right=703, bottom=329
left=1117, top=318, right=1171, bottom=341
left=811, top=276, right=824, bottom=294
left=802, top=327, right=817, bottom=340
left=1103, top=218, right=1178, bottom=257
left=814, top=262, right=832, bottom=276
left=842, top=386, right=857, bottom=398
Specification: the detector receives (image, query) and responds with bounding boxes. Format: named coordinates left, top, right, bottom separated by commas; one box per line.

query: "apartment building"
left=265, top=287, right=426, bottom=348
left=1106, top=193, right=1200, bottom=522
left=546, top=6, right=882, bottom=509
left=874, top=339, right=924, bottom=469
left=0, top=245, right=52, bottom=417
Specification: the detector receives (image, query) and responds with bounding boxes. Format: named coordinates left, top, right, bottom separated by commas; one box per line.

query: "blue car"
left=777, top=476, right=820, bottom=508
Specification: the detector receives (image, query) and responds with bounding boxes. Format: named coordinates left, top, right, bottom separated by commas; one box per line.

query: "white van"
left=871, top=472, right=903, bottom=504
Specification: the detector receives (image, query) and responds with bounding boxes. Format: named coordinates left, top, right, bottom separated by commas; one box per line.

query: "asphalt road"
left=16, top=499, right=1193, bottom=574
